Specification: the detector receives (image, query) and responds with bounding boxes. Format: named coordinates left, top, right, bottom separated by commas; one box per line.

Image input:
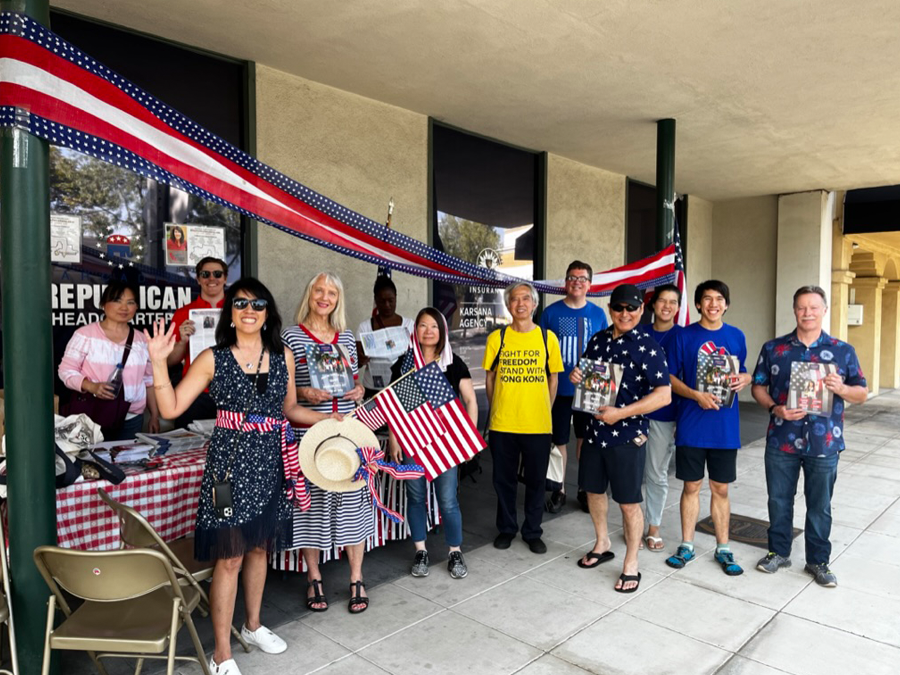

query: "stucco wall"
left=543, top=154, right=625, bottom=316
left=254, top=65, right=429, bottom=332
left=711, top=196, right=779, bottom=394
left=686, top=196, right=714, bottom=324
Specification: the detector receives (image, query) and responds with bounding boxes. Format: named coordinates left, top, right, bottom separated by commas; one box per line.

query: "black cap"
left=610, top=284, right=643, bottom=308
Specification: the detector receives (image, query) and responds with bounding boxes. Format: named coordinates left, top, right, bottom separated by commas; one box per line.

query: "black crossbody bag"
left=212, top=349, right=265, bottom=520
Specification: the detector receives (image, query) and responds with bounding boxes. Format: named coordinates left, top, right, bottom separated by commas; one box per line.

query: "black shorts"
left=578, top=441, right=646, bottom=504
left=551, top=396, right=591, bottom=446
left=675, top=446, right=738, bottom=484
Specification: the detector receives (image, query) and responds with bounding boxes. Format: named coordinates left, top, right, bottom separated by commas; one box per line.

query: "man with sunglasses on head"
left=570, top=284, right=671, bottom=593
left=168, top=257, right=229, bottom=427
left=665, top=280, right=751, bottom=577
left=540, top=260, right=607, bottom=513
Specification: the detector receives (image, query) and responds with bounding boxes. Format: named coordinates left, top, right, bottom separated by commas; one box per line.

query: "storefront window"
left=431, top=124, right=543, bottom=413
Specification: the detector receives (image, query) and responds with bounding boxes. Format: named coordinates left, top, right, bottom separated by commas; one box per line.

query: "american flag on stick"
left=409, top=362, right=486, bottom=481
left=354, top=397, right=386, bottom=431
left=378, top=370, right=446, bottom=455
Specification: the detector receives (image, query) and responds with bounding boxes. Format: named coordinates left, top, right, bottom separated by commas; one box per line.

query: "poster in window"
left=164, top=224, right=226, bottom=267
left=165, top=224, right=189, bottom=266
left=50, top=214, right=82, bottom=263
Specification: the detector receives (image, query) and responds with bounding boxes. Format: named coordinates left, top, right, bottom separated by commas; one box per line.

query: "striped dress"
left=281, top=324, right=376, bottom=549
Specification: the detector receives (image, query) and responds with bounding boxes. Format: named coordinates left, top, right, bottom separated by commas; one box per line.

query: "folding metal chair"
left=0, top=514, right=18, bottom=675
left=33, top=546, right=211, bottom=675
left=96, top=487, right=250, bottom=653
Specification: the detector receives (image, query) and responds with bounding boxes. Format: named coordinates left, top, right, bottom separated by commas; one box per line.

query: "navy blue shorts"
left=675, top=446, right=738, bottom=484
left=579, top=440, right=646, bottom=504
left=551, top=395, right=591, bottom=446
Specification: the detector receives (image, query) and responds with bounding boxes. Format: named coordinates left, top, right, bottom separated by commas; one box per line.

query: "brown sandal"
left=348, top=580, right=369, bottom=614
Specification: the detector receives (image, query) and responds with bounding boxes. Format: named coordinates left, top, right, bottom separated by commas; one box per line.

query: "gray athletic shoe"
left=410, top=550, right=430, bottom=577
left=805, top=562, right=837, bottom=587
left=757, top=552, right=792, bottom=574
left=448, top=551, right=468, bottom=579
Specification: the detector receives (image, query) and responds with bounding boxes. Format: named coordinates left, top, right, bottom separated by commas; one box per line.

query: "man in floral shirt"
left=751, top=285, right=867, bottom=587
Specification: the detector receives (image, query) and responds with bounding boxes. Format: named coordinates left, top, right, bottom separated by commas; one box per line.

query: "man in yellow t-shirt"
left=483, top=282, right=564, bottom=554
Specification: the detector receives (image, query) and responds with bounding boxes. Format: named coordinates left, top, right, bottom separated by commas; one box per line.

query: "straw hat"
left=298, top=418, right=379, bottom=493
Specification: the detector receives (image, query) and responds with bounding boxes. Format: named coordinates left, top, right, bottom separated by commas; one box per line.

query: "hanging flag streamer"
left=0, top=12, right=678, bottom=296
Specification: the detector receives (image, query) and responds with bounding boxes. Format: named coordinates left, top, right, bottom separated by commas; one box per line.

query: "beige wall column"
left=880, top=281, right=900, bottom=389
left=776, top=191, right=834, bottom=336
left=254, top=66, right=429, bottom=328
left=830, top=269, right=856, bottom=342
left=847, top=276, right=887, bottom=393
left=710, top=195, right=778, bottom=402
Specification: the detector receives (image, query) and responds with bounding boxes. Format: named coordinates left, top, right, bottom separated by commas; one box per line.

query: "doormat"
left=696, top=514, right=802, bottom=550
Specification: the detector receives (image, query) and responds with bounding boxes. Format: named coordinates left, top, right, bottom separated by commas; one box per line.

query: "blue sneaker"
left=715, top=549, right=744, bottom=576
left=665, top=545, right=696, bottom=569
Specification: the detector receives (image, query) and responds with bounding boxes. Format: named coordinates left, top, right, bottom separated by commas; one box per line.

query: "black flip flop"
left=577, top=550, right=615, bottom=568
left=614, top=572, right=642, bottom=593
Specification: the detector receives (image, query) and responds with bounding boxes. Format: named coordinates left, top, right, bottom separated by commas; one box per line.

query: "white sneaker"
left=209, top=657, right=242, bottom=675
left=241, top=624, right=287, bottom=654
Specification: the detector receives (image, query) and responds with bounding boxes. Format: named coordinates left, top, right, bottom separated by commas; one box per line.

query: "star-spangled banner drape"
left=0, top=12, right=679, bottom=296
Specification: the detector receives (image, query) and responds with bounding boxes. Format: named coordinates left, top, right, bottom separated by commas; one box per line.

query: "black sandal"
left=306, top=579, right=328, bottom=612
left=348, top=580, right=369, bottom=614
left=614, top=572, right=642, bottom=594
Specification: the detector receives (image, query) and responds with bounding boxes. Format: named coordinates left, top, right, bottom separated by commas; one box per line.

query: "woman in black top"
left=389, top=307, right=478, bottom=579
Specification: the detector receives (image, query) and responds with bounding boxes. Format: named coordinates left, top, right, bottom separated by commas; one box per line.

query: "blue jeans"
left=406, top=466, right=462, bottom=548
left=765, top=447, right=839, bottom=565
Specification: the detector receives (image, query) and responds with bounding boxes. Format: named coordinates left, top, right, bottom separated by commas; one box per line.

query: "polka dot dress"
left=194, top=348, right=292, bottom=561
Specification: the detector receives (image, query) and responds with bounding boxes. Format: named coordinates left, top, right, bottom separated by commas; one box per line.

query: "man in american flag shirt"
left=539, top=260, right=608, bottom=513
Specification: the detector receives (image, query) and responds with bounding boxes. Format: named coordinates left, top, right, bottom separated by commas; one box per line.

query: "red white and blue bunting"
left=0, top=12, right=678, bottom=297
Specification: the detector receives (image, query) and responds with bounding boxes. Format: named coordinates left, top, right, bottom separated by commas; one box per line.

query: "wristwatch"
left=768, top=404, right=777, bottom=414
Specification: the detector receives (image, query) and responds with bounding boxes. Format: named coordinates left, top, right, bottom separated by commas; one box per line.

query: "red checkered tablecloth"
left=56, top=447, right=208, bottom=550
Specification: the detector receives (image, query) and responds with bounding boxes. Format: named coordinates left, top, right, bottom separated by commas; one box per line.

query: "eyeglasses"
left=610, top=304, right=640, bottom=313
left=198, top=270, right=225, bottom=279
left=232, top=298, right=268, bottom=311
left=566, top=276, right=591, bottom=284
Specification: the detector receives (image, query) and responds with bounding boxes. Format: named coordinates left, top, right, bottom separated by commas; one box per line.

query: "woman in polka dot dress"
left=147, top=277, right=338, bottom=675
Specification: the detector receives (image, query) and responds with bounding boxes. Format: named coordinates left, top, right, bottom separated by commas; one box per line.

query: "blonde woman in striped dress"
left=282, top=272, right=371, bottom=613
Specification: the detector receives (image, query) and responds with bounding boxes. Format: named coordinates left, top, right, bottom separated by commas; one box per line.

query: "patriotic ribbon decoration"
left=215, top=410, right=311, bottom=511
left=0, top=12, right=680, bottom=297
left=353, top=446, right=424, bottom=523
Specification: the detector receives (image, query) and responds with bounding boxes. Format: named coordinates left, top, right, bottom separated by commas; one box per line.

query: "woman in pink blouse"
left=58, top=280, right=160, bottom=440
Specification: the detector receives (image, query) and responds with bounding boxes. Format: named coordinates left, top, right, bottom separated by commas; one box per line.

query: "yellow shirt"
left=482, top=326, right=564, bottom=434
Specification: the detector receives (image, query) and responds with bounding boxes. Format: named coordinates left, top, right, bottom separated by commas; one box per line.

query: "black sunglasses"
left=610, top=304, right=640, bottom=313
left=232, top=298, right=268, bottom=311
left=198, top=270, right=225, bottom=279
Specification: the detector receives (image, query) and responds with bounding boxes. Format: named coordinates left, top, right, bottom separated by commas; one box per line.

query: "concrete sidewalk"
left=82, top=392, right=900, bottom=675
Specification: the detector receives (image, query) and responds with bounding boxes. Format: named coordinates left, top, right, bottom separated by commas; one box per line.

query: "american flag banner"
left=378, top=371, right=446, bottom=455
left=0, top=13, right=563, bottom=295
left=411, top=362, right=486, bottom=481
left=0, top=12, right=686, bottom=298
left=537, top=239, right=680, bottom=297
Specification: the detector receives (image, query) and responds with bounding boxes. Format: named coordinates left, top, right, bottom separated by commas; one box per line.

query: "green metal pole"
left=1, top=0, right=58, bottom=673
left=656, top=118, right=676, bottom=249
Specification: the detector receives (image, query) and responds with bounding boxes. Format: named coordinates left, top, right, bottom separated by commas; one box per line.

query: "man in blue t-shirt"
left=751, top=285, right=867, bottom=587
left=665, top=280, right=751, bottom=576
left=643, top=284, right=682, bottom=552
left=540, top=260, right=608, bottom=513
